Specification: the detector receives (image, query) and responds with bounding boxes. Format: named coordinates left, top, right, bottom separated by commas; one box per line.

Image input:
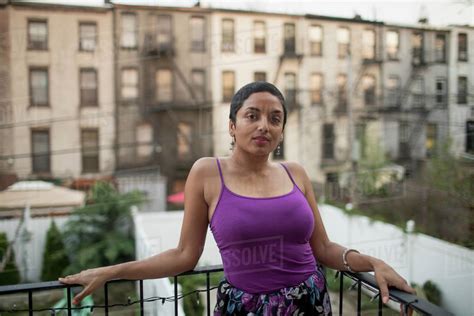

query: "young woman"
left=60, top=82, right=414, bottom=315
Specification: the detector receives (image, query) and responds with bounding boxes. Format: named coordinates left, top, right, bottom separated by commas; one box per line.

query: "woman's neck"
left=229, top=149, right=270, bottom=173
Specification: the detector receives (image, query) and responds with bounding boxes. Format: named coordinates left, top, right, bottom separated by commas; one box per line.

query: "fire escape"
left=141, top=21, right=211, bottom=189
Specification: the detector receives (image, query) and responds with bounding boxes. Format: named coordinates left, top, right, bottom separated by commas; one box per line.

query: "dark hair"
left=229, top=81, right=287, bottom=129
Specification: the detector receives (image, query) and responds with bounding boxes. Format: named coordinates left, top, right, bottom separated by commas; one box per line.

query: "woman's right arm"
left=59, top=158, right=212, bottom=305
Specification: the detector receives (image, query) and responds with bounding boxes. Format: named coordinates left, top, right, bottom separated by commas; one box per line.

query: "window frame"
left=78, top=21, right=97, bottom=52
left=322, top=123, right=335, bottom=160
left=337, top=26, right=350, bottom=59
left=434, top=33, right=447, bottom=63
left=79, top=68, right=99, bottom=107
left=27, top=19, right=48, bottom=51
left=155, top=68, right=174, bottom=103
left=121, top=67, right=139, bottom=101
left=221, top=18, right=235, bottom=52
left=253, top=20, right=266, bottom=54
left=29, top=66, right=49, bottom=107
left=31, top=128, right=51, bottom=174
left=190, top=16, right=206, bottom=52
left=121, top=12, right=138, bottom=50
left=81, top=128, right=100, bottom=174
left=309, top=24, right=323, bottom=56
left=458, top=33, right=468, bottom=62
left=386, top=30, right=400, bottom=60
left=222, top=71, right=235, bottom=102
left=457, top=76, right=468, bottom=104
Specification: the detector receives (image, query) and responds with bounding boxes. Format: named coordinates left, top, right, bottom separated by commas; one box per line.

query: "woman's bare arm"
left=285, top=162, right=414, bottom=303
left=60, top=158, right=211, bottom=304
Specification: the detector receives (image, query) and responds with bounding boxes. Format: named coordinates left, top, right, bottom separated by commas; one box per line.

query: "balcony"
left=0, top=265, right=452, bottom=315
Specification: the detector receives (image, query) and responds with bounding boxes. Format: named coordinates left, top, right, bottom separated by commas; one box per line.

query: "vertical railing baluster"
left=66, top=287, right=72, bottom=316
left=104, top=282, right=109, bottom=316
left=357, top=280, right=361, bottom=316
left=139, top=280, right=144, bottom=316
left=339, top=272, right=343, bottom=316
left=28, top=290, right=33, bottom=316
left=378, top=291, right=383, bottom=316
left=174, top=276, right=178, bottom=316
left=206, top=272, right=210, bottom=316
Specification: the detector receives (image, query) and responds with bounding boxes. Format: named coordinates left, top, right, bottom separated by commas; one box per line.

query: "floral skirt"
left=213, top=268, right=332, bottom=316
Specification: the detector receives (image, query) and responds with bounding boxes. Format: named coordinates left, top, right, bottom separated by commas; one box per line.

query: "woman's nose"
left=257, top=118, right=269, bottom=132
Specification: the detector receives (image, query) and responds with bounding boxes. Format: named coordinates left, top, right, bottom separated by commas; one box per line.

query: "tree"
left=41, top=220, right=70, bottom=281
left=0, top=232, right=20, bottom=285
left=63, top=182, right=144, bottom=274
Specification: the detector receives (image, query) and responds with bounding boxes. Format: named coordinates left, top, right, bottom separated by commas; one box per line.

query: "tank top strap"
left=280, top=162, right=297, bottom=186
left=216, top=158, right=225, bottom=186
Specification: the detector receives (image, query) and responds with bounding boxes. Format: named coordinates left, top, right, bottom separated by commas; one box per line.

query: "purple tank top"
left=209, top=159, right=317, bottom=294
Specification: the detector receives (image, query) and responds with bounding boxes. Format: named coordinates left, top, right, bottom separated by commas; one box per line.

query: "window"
left=356, top=123, right=367, bottom=160
left=435, top=78, right=447, bottom=107
left=337, top=27, right=350, bottom=59
left=121, top=13, right=137, bottom=49
left=177, top=122, right=192, bottom=160
left=121, top=68, right=138, bottom=100
left=322, top=123, right=335, bottom=159
left=136, top=123, right=153, bottom=158
left=399, top=122, right=410, bottom=158
left=458, top=76, right=467, bottom=104
left=254, top=72, right=266, bottom=82
left=190, top=16, right=205, bottom=52
left=254, top=21, right=266, bottom=53
left=466, top=120, right=474, bottom=153
left=283, top=23, right=296, bottom=54
left=155, top=69, right=172, bottom=103
left=434, top=33, right=446, bottom=62
left=80, top=68, right=98, bottom=106
left=386, top=75, right=400, bottom=107
left=386, top=30, right=399, bottom=60
left=29, top=67, right=48, bottom=106
left=79, top=22, right=97, bottom=51
left=222, top=71, right=235, bottom=102
left=284, top=72, right=296, bottom=108
left=157, top=15, right=172, bottom=50
left=310, top=73, right=323, bottom=105
left=458, top=33, right=468, bottom=61
left=221, top=19, right=234, bottom=52
left=362, top=75, right=376, bottom=106
left=425, top=123, right=437, bottom=157
left=28, top=20, right=47, bottom=50
left=191, top=69, right=206, bottom=102
left=412, top=77, right=425, bottom=108
left=412, top=32, right=424, bottom=65
left=362, top=29, right=376, bottom=60
left=309, top=25, right=322, bottom=56
left=81, top=129, right=99, bottom=173
left=31, top=129, right=50, bottom=173
left=337, top=74, right=347, bottom=110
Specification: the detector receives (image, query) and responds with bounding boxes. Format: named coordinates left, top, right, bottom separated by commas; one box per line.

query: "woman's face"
left=229, top=92, right=284, bottom=156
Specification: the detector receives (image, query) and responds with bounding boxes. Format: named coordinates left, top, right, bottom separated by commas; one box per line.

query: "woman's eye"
left=247, top=114, right=257, bottom=120
left=272, top=117, right=281, bottom=123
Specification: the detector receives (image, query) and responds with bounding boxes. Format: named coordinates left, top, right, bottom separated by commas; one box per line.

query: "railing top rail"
left=343, top=271, right=453, bottom=316
left=0, top=265, right=452, bottom=315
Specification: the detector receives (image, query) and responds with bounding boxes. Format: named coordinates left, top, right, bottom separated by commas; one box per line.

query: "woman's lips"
left=253, top=136, right=269, bottom=145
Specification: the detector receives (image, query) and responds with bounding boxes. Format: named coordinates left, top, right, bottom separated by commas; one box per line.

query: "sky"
left=24, top=0, right=474, bottom=27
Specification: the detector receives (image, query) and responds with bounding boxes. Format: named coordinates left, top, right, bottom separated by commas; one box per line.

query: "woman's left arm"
left=287, top=162, right=415, bottom=303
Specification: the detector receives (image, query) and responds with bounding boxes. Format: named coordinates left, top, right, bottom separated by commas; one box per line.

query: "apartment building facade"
left=0, top=1, right=115, bottom=182
left=113, top=4, right=213, bottom=193
left=448, top=25, right=473, bottom=157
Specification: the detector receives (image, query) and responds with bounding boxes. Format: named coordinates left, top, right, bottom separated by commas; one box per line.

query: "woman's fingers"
left=72, top=286, right=92, bottom=305
left=376, top=277, right=390, bottom=303
left=58, top=274, right=80, bottom=284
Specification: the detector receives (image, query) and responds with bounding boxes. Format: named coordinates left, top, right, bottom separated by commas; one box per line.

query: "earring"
left=276, top=143, right=281, bottom=156
left=230, top=135, right=236, bottom=150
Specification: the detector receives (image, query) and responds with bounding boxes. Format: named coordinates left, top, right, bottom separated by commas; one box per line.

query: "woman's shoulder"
left=190, top=157, right=224, bottom=177
left=279, top=160, right=308, bottom=177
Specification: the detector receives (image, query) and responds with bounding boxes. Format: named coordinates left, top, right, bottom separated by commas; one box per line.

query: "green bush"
left=41, top=220, right=70, bottom=281
left=62, top=182, right=144, bottom=274
left=422, top=280, right=442, bottom=305
left=0, top=232, right=20, bottom=285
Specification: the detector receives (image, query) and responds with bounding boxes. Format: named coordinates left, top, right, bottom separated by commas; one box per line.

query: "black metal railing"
left=0, top=265, right=452, bottom=315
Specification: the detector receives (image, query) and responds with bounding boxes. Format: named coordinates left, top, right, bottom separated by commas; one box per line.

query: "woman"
left=60, top=82, right=414, bottom=315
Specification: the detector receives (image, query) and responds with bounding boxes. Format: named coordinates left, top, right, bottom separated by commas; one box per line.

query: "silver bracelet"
left=342, top=248, right=360, bottom=273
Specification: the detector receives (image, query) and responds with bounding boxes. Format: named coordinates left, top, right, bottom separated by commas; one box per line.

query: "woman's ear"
left=229, top=120, right=235, bottom=136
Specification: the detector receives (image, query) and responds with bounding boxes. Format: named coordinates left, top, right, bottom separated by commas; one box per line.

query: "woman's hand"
left=59, top=267, right=111, bottom=305
left=372, top=259, right=416, bottom=303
